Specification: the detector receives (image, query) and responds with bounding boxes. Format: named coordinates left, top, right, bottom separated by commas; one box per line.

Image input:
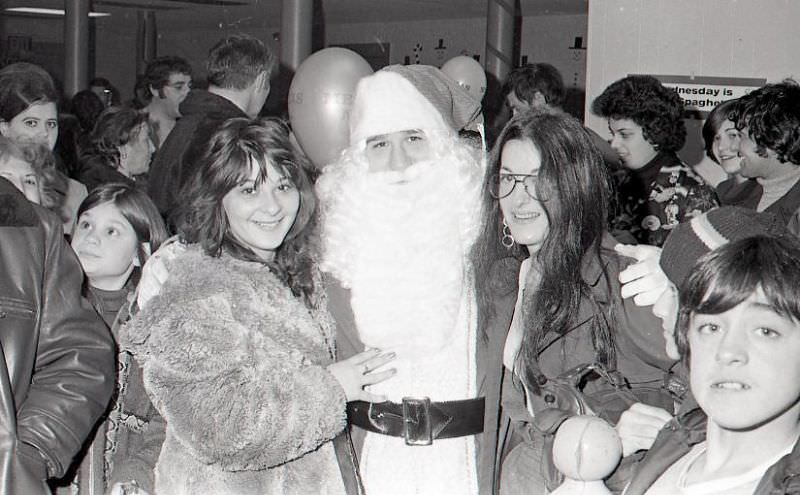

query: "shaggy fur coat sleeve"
left=121, top=250, right=347, bottom=472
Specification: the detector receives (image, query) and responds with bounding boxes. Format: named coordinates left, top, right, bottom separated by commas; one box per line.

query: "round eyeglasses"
left=490, top=173, right=541, bottom=200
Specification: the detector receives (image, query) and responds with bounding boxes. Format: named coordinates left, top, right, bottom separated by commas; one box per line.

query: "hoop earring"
left=501, top=218, right=515, bottom=249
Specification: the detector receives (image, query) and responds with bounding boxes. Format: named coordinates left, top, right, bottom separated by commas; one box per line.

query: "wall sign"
left=641, top=74, right=766, bottom=118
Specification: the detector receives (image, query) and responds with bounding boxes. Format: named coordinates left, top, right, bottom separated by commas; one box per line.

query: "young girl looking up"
left=71, top=182, right=168, bottom=321
left=65, top=182, right=168, bottom=495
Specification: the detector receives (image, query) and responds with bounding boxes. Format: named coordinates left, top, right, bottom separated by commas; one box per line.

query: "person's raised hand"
left=615, top=243, right=669, bottom=307
left=327, top=348, right=396, bottom=402
left=614, top=402, right=673, bottom=457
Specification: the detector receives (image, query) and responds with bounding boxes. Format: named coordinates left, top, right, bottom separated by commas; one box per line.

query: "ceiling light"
left=4, top=7, right=111, bottom=17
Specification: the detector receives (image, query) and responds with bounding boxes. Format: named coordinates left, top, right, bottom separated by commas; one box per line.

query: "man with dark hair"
left=503, top=63, right=618, bottom=168
left=730, top=79, right=800, bottom=236
left=147, top=34, right=275, bottom=220
left=502, top=63, right=565, bottom=116
left=141, top=56, right=193, bottom=148
left=0, top=177, right=115, bottom=494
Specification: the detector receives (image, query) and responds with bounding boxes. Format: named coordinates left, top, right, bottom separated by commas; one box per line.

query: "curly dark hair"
left=143, top=56, right=193, bottom=100
left=172, top=117, right=319, bottom=306
left=731, top=79, right=800, bottom=165
left=592, top=75, right=686, bottom=152
left=473, top=108, right=617, bottom=379
left=87, top=106, right=149, bottom=169
left=502, top=63, right=565, bottom=108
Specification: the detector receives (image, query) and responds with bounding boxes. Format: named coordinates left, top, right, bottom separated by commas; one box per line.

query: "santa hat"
left=348, top=64, right=481, bottom=146
left=660, top=206, right=789, bottom=288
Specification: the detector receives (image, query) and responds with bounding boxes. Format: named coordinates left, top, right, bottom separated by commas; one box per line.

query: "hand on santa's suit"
left=136, top=236, right=186, bottom=309
left=328, top=348, right=396, bottom=402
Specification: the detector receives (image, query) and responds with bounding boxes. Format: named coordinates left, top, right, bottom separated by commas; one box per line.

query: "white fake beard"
left=317, top=146, right=484, bottom=358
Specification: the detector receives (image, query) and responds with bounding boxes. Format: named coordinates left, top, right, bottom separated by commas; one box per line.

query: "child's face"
left=689, top=289, right=800, bottom=431
left=0, top=155, right=40, bottom=205
left=71, top=201, right=140, bottom=291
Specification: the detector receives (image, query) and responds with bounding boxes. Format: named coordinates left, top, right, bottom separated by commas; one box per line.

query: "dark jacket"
left=492, top=233, right=678, bottom=492
left=0, top=178, right=116, bottom=494
left=623, top=405, right=800, bottom=494
left=147, top=90, right=247, bottom=219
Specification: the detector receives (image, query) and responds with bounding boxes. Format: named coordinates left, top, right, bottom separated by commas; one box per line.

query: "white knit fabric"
left=348, top=71, right=450, bottom=147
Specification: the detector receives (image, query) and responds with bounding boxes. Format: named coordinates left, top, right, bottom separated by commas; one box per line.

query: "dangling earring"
left=501, top=218, right=515, bottom=249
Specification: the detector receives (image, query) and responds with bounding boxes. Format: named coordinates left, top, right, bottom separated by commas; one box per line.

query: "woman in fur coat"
left=122, top=117, right=395, bottom=495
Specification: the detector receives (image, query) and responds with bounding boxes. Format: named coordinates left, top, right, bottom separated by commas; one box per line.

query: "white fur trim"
left=349, top=71, right=449, bottom=146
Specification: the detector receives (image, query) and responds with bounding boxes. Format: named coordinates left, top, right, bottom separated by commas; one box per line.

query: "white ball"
left=552, top=415, right=622, bottom=481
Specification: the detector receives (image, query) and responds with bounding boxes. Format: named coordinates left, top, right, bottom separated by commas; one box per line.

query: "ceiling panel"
left=2, top=0, right=588, bottom=23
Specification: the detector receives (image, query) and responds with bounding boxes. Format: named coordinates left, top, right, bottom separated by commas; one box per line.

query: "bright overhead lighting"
left=4, top=7, right=111, bottom=17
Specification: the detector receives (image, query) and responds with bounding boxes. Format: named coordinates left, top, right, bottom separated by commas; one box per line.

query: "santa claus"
left=316, top=64, right=497, bottom=495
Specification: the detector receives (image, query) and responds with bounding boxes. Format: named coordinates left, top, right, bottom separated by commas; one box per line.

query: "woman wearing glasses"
left=472, top=109, right=678, bottom=494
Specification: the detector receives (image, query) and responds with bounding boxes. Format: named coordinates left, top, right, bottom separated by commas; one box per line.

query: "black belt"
left=347, top=397, right=485, bottom=446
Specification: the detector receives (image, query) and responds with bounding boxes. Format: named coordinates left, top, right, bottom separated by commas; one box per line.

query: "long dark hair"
left=474, top=109, right=616, bottom=383
left=173, top=117, right=318, bottom=306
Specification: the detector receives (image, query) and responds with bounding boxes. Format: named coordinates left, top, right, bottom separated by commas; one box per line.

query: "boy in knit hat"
left=623, top=231, right=800, bottom=494
left=636, top=207, right=788, bottom=358
left=315, top=64, right=494, bottom=495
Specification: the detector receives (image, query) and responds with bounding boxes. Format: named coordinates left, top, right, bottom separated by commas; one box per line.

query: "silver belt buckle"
left=402, top=396, right=432, bottom=446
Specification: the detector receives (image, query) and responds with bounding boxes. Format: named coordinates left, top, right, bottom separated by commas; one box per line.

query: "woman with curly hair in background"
left=75, top=106, right=155, bottom=193
left=592, top=75, right=718, bottom=246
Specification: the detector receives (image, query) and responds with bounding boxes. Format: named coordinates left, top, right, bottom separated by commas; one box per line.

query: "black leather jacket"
left=0, top=178, right=115, bottom=494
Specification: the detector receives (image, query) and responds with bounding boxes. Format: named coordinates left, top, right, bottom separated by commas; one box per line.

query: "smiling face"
left=0, top=155, right=40, bottom=204
left=608, top=118, right=659, bottom=170
left=689, top=289, right=800, bottom=431
left=713, top=119, right=742, bottom=175
left=737, top=127, right=785, bottom=180
left=71, top=201, right=140, bottom=291
left=0, top=102, right=58, bottom=150
left=222, top=159, right=300, bottom=262
left=499, top=139, right=550, bottom=255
